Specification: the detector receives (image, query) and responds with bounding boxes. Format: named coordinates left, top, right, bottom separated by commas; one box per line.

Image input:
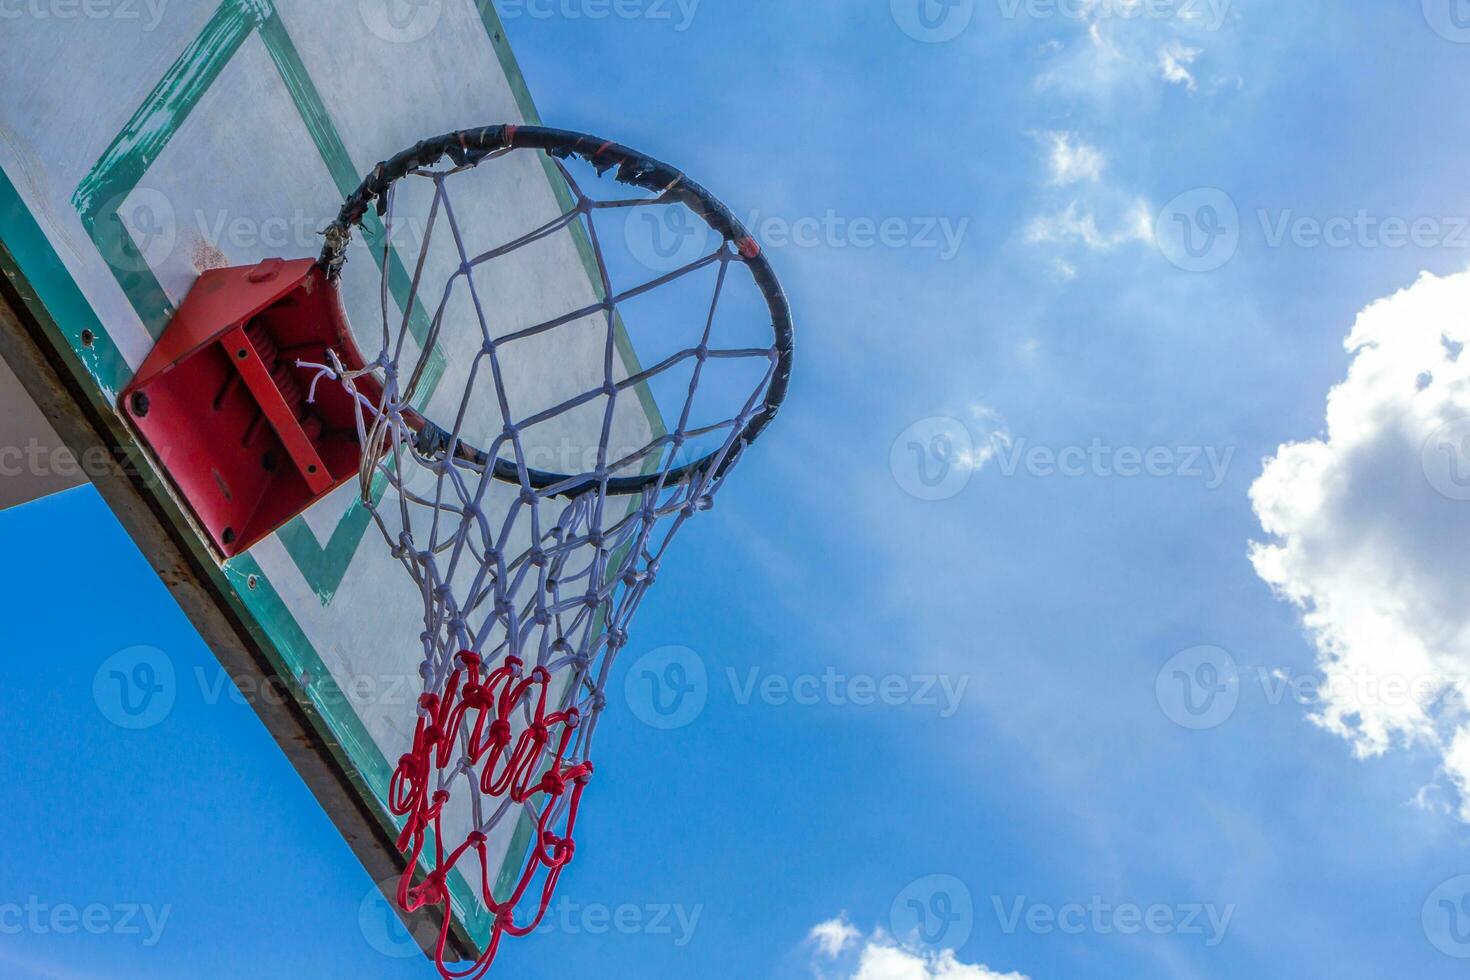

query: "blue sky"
left=7, top=1, right=1470, bottom=978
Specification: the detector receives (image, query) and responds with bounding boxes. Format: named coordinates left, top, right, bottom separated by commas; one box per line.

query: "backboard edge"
left=0, top=243, right=478, bottom=963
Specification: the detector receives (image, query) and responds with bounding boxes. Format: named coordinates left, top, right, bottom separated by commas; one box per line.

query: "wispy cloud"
left=806, top=916, right=1029, bottom=980
left=1158, top=41, right=1202, bottom=90
left=1025, top=198, right=1154, bottom=250
left=1041, top=131, right=1105, bottom=185
left=955, top=403, right=1012, bottom=473
left=810, top=916, right=862, bottom=957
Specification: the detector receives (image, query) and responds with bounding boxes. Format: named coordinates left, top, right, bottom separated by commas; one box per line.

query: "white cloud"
left=1249, top=267, right=1470, bottom=818
left=811, top=916, right=862, bottom=957
left=807, top=918, right=1028, bottom=980
left=1448, top=727, right=1470, bottom=822
left=1025, top=198, right=1154, bottom=250
left=1158, top=41, right=1201, bottom=91
left=955, top=404, right=1011, bottom=472
left=1030, top=0, right=1235, bottom=99
left=1042, top=131, right=1105, bottom=185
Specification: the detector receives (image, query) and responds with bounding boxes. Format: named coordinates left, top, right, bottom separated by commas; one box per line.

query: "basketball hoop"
left=300, top=125, right=793, bottom=976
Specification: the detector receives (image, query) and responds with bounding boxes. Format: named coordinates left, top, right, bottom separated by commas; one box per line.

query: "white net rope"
left=303, top=146, right=779, bottom=975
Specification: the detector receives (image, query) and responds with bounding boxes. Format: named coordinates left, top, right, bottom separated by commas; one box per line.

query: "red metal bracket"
left=120, top=258, right=381, bottom=558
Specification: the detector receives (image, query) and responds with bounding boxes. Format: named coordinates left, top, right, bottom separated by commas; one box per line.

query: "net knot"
left=409, top=872, right=449, bottom=907
left=538, top=769, right=567, bottom=797
left=489, top=719, right=513, bottom=746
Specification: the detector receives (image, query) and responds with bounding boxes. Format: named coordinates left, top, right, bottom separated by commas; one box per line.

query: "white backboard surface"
left=0, top=0, right=657, bottom=955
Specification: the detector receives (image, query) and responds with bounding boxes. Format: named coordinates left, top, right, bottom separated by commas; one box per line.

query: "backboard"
left=0, top=0, right=664, bottom=959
